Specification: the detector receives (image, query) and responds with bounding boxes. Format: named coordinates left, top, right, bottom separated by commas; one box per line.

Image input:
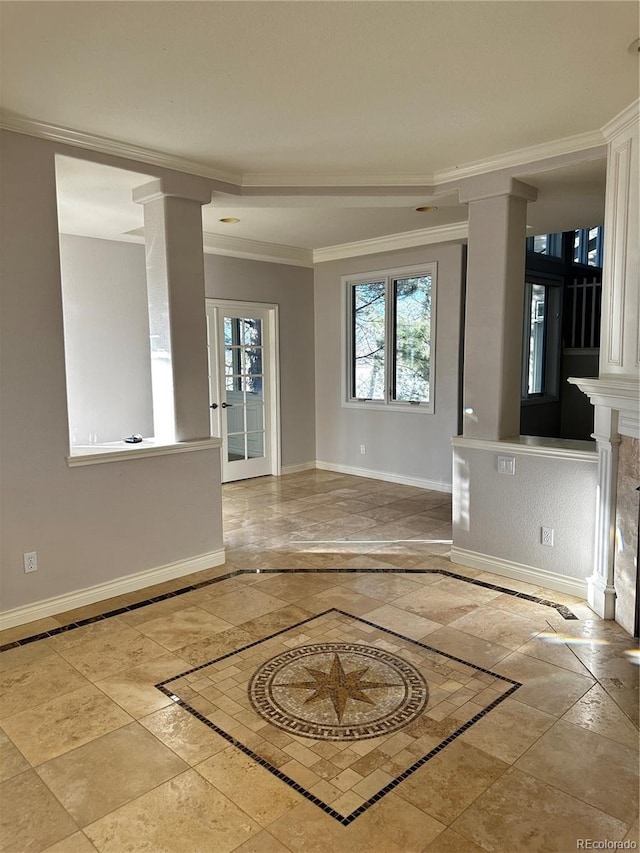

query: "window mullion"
left=386, top=277, right=393, bottom=404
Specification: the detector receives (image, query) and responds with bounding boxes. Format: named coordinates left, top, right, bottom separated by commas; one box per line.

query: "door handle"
left=221, top=402, right=233, bottom=408
left=210, top=403, right=218, bottom=409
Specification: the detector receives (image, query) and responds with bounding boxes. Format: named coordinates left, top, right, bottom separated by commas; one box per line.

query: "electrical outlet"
left=23, top=551, right=38, bottom=573
left=541, top=527, right=554, bottom=547
left=360, top=444, right=366, bottom=455
left=497, top=455, right=515, bottom=475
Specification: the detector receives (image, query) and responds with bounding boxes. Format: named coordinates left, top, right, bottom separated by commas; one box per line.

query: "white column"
left=570, top=103, right=639, bottom=620
left=459, top=177, right=537, bottom=440
left=134, top=176, right=211, bottom=443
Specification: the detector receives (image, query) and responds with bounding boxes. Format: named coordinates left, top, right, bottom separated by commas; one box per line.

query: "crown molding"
left=0, top=113, right=243, bottom=187
left=125, top=226, right=313, bottom=267
left=602, top=99, right=640, bottom=141
left=241, top=173, right=436, bottom=189
left=434, top=129, right=606, bottom=184
left=313, top=222, right=468, bottom=264
left=1, top=111, right=610, bottom=196
left=201, top=232, right=313, bottom=267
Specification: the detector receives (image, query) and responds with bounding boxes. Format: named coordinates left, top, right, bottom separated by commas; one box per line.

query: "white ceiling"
left=2, top=1, right=638, bottom=256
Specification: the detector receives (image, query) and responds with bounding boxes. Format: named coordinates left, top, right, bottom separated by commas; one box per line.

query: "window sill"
left=67, top=437, right=222, bottom=467
left=342, top=401, right=435, bottom=414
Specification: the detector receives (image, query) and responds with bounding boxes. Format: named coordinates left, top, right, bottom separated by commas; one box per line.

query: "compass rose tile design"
left=157, top=609, right=520, bottom=824
left=249, top=643, right=429, bottom=740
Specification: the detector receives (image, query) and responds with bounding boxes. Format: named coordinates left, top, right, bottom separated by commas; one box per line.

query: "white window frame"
left=342, top=262, right=437, bottom=414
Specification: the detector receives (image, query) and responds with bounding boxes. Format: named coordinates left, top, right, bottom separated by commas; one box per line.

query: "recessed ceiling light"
left=415, top=206, right=438, bottom=213
left=219, top=217, right=240, bottom=224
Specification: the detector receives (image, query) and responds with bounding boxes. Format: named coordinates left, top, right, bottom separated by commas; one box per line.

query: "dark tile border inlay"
left=155, top=608, right=521, bottom=825
left=0, top=566, right=578, bottom=653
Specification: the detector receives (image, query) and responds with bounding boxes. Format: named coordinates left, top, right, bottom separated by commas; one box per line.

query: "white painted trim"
left=67, top=437, right=222, bottom=467
left=0, top=113, right=242, bottom=187
left=434, top=130, right=605, bottom=184
left=449, top=546, right=588, bottom=599
left=602, top=99, right=640, bottom=141
left=316, top=460, right=452, bottom=494
left=451, top=435, right=598, bottom=463
left=0, top=549, right=226, bottom=631
left=202, top=232, right=313, bottom=267
left=280, top=462, right=317, bottom=475
left=314, top=223, right=467, bottom=264
left=568, top=377, right=640, bottom=434
left=0, top=113, right=610, bottom=193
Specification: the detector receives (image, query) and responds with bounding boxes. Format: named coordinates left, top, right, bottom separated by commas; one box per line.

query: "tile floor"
left=1, top=470, right=638, bottom=853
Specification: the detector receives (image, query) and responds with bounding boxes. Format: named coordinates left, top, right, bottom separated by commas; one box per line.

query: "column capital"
left=133, top=175, right=211, bottom=206
left=458, top=175, right=537, bottom=205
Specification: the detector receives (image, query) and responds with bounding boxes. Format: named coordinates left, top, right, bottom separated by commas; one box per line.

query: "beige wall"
left=314, top=243, right=464, bottom=489
left=0, top=131, right=223, bottom=613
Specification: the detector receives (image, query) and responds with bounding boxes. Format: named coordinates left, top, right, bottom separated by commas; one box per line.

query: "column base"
left=587, top=573, right=617, bottom=620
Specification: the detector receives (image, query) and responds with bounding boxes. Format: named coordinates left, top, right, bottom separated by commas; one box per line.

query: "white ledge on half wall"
left=451, top=434, right=598, bottom=462
left=67, top=436, right=222, bottom=467
left=568, top=375, right=640, bottom=439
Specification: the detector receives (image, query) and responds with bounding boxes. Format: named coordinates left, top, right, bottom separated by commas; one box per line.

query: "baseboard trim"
left=280, top=462, right=318, bottom=475
left=0, top=549, right=226, bottom=631
left=450, top=546, right=587, bottom=598
left=315, top=460, right=452, bottom=493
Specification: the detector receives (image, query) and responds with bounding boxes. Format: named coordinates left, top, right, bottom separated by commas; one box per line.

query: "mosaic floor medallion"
left=249, top=642, right=429, bottom=740
left=157, top=608, right=520, bottom=825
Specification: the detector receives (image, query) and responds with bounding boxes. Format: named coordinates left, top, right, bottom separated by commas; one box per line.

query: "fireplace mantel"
left=568, top=376, right=640, bottom=439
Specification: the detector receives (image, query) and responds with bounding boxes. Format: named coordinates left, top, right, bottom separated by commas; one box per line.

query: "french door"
left=206, top=300, right=279, bottom=482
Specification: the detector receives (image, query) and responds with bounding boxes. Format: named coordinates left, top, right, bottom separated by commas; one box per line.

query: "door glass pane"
left=245, top=404, right=264, bottom=431
left=244, top=374, right=263, bottom=398
left=226, top=404, right=245, bottom=433
left=224, top=317, right=242, bottom=346
left=246, top=432, right=265, bottom=459
left=242, top=347, right=263, bottom=375
left=242, top=318, right=262, bottom=346
left=227, top=433, right=245, bottom=462
left=393, top=275, right=432, bottom=403
left=527, top=284, right=546, bottom=395
left=352, top=281, right=386, bottom=400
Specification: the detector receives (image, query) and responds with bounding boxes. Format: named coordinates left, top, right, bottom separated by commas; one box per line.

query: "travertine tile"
left=452, top=767, right=629, bottom=852
left=268, top=793, right=444, bottom=852
left=84, top=770, right=261, bottom=852
left=0, top=770, right=78, bottom=852
left=0, top=652, right=88, bottom=719
left=458, top=697, right=555, bottom=763
left=514, top=719, right=639, bottom=823
left=95, top=652, right=192, bottom=717
left=37, top=722, right=187, bottom=826
left=447, top=606, right=544, bottom=651
left=363, top=604, right=441, bottom=639
left=395, top=739, right=508, bottom=823
left=562, top=682, right=640, bottom=747
left=2, top=684, right=132, bottom=765
left=140, top=704, right=230, bottom=764
left=55, top=626, right=169, bottom=681
left=196, top=747, right=303, bottom=825
left=134, top=606, right=234, bottom=650
left=43, top=832, right=98, bottom=852
left=494, top=652, right=595, bottom=716
left=0, top=726, right=30, bottom=782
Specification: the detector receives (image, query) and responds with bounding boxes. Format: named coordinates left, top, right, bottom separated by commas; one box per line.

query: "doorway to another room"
left=206, top=300, right=280, bottom=483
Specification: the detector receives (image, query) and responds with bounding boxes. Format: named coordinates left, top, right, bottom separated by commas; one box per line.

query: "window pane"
left=352, top=281, right=386, bottom=400
left=533, top=234, right=548, bottom=254
left=527, top=284, right=546, bottom=395
left=242, top=318, right=262, bottom=346
left=392, top=276, right=431, bottom=402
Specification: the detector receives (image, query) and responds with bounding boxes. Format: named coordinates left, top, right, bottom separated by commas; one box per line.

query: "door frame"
left=206, top=298, right=281, bottom=481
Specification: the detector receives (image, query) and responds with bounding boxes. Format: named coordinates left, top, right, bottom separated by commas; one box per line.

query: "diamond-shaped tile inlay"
left=156, top=609, right=520, bottom=824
